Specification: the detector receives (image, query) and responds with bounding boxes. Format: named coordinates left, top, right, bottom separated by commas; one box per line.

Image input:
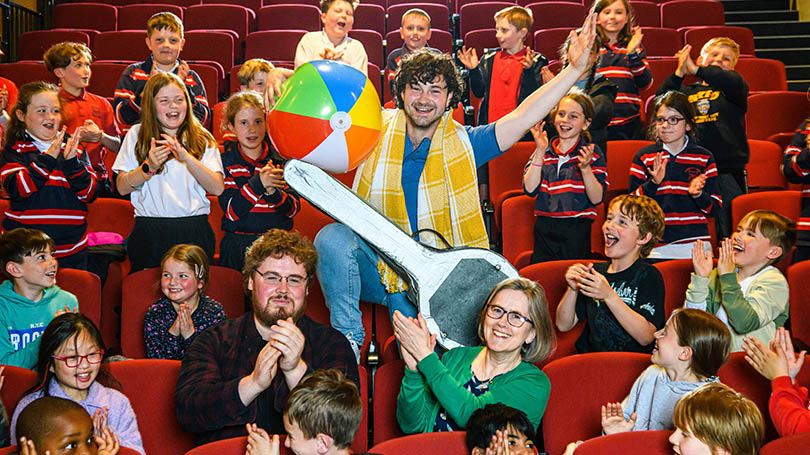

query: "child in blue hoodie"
left=601, top=308, right=731, bottom=433
left=0, top=228, right=78, bottom=369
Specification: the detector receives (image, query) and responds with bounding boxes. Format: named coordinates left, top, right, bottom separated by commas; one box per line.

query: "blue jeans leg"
left=314, top=223, right=416, bottom=345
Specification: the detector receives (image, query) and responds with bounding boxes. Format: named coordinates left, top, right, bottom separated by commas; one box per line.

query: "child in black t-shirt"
left=556, top=194, right=667, bottom=353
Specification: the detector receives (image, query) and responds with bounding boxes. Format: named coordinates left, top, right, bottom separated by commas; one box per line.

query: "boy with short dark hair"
left=686, top=210, right=796, bottom=351
left=466, top=404, right=536, bottom=455
left=243, top=369, right=362, bottom=455
left=557, top=194, right=667, bottom=353
left=44, top=42, right=121, bottom=194
left=113, top=12, right=210, bottom=132
left=385, top=9, right=436, bottom=97
left=0, top=228, right=79, bottom=369
left=16, top=396, right=119, bottom=455
left=670, top=382, right=764, bottom=455
left=657, top=37, right=749, bottom=241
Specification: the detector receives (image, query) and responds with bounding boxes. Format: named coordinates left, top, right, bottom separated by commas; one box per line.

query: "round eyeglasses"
left=486, top=304, right=533, bottom=328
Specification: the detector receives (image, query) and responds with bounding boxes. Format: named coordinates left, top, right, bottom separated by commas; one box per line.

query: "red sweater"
left=770, top=376, right=810, bottom=437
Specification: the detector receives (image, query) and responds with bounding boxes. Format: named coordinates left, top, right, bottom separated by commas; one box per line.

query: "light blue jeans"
left=314, top=223, right=417, bottom=345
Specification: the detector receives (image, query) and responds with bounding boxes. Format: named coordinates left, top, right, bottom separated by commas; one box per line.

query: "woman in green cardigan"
left=393, top=277, right=555, bottom=433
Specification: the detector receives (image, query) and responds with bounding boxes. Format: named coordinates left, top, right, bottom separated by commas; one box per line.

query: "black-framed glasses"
left=486, top=304, right=533, bottom=328
left=654, top=116, right=685, bottom=126
left=253, top=269, right=307, bottom=288
left=51, top=350, right=105, bottom=368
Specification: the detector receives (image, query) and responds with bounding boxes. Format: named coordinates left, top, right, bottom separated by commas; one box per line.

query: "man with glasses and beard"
left=174, top=229, right=359, bottom=446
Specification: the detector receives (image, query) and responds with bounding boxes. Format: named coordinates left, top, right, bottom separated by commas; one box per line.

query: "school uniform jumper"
left=596, top=41, right=652, bottom=140
left=524, top=137, right=608, bottom=263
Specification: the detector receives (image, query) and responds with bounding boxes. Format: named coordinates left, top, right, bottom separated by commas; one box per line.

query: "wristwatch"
left=141, top=162, right=156, bottom=176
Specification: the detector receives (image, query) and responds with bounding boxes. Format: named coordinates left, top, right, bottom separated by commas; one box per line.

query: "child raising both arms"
left=557, top=194, right=666, bottom=353
left=218, top=91, right=299, bottom=272
left=11, top=313, right=144, bottom=454
left=113, top=72, right=224, bottom=273
left=602, top=308, right=731, bottom=434
left=523, top=91, right=607, bottom=263
left=686, top=210, right=796, bottom=350
left=143, top=244, right=225, bottom=360
left=1, top=82, right=98, bottom=270
left=630, top=91, right=721, bottom=261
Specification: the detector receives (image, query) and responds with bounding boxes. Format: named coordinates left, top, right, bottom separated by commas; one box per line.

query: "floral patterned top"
left=143, top=295, right=226, bottom=359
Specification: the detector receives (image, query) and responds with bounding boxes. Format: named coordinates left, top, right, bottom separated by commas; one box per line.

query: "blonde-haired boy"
left=385, top=9, right=436, bottom=95
left=670, top=383, right=763, bottom=455
left=44, top=42, right=120, bottom=194
left=238, top=59, right=274, bottom=93
left=657, top=36, right=748, bottom=241
left=113, top=12, right=210, bottom=131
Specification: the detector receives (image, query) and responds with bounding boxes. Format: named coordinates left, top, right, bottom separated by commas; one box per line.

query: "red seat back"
left=116, top=4, right=184, bottom=31
left=52, top=3, right=117, bottom=32
left=760, top=432, right=810, bottom=454
left=186, top=5, right=251, bottom=51
left=353, top=4, right=385, bottom=36
left=372, top=360, right=406, bottom=445
left=120, top=266, right=245, bottom=358
left=93, top=31, right=148, bottom=62
left=747, top=139, right=788, bottom=191
left=108, top=359, right=195, bottom=455
left=653, top=258, right=692, bottom=318
left=185, top=30, right=235, bottom=78
left=186, top=436, right=292, bottom=455
left=349, top=29, right=384, bottom=68
left=639, top=27, right=682, bottom=58
left=605, top=140, right=653, bottom=199
left=459, top=2, right=513, bottom=38
left=526, top=2, right=587, bottom=33
left=501, top=195, right=535, bottom=266
left=0, top=63, right=58, bottom=87
left=542, top=352, right=651, bottom=455
left=735, top=58, right=788, bottom=92
left=573, top=430, right=672, bottom=455
left=245, top=30, right=307, bottom=62
left=57, top=268, right=102, bottom=331
left=747, top=92, right=810, bottom=140
left=787, top=260, right=810, bottom=348
left=18, top=30, right=91, bottom=62
left=369, top=431, right=468, bottom=455
left=730, top=190, right=801, bottom=230
left=660, top=0, right=725, bottom=30
left=488, top=141, right=535, bottom=233
left=629, top=1, right=661, bottom=27
left=88, top=62, right=129, bottom=99
left=682, top=26, right=756, bottom=59
left=0, top=366, right=38, bottom=418
left=257, top=5, right=321, bottom=32
left=533, top=28, right=574, bottom=62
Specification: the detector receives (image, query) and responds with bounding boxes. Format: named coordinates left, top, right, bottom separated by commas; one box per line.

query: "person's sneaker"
left=346, top=333, right=361, bottom=364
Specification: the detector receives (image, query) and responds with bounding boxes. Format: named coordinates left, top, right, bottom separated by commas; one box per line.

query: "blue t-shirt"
left=401, top=122, right=500, bottom=233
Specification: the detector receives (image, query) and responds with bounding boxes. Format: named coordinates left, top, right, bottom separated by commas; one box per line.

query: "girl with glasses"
left=10, top=313, right=144, bottom=454
left=393, top=278, right=554, bottom=434
left=629, top=91, right=721, bottom=261
left=143, top=244, right=225, bottom=360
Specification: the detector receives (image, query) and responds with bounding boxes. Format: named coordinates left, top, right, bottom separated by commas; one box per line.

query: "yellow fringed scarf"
left=354, top=109, right=488, bottom=292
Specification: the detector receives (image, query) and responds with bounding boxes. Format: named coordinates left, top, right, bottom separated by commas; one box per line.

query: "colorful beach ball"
left=267, top=60, right=382, bottom=174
